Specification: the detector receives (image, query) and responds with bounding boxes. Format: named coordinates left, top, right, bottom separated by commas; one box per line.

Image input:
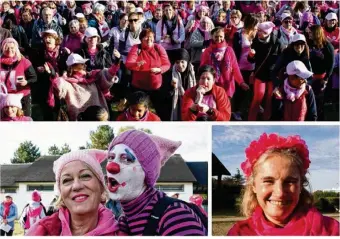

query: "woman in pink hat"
left=106, top=129, right=207, bottom=235
left=0, top=37, right=36, bottom=117
left=228, top=133, right=339, bottom=235
left=26, top=149, right=119, bottom=236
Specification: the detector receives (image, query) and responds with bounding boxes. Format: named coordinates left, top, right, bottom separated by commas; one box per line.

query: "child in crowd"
left=77, top=105, right=109, bottom=121
left=116, top=91, right=161, bottom=121
left=273, top=60, right=317, bottom=121
left=0, top=93, right=32, bottom=121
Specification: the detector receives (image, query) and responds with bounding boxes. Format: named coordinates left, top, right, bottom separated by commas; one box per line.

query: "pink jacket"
left=26, top=205, right=119, bottom=236
left=200, top=42, right=244, bottom=98
left=228, top=206, right=339, bottom=236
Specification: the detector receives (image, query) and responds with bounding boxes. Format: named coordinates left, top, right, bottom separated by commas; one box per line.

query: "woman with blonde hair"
left=26, top=149, right=119, bottom=236
left=228, top=133, right=339, bottom=235
left=0, top=37, right=37, bottom=117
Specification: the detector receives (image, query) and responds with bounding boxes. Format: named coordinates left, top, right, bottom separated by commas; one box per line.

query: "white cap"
left=281, top=12, right=293, bottom=21
left=75, top=13, right=85, bottom=19
left=4, top=193, right=12, bottom=198
left=42, top=29, right=58, bottom=36
left=325, top=12, right=338, bottom=21
left=66, top=54, right=89, bottom=66
left=135, top=7, right=144, bottom=14
left=84, top=27, right=100, bottom=38
left=286, top=60, right=313, bottom=79
left=292, top=34, right=306, bottom=43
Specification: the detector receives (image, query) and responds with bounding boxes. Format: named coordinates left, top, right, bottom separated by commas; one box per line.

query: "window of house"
left=2, top=188, right=17, bottom=193
left=155, top=185, right=184, bottom=192
left=27, top=185, right=54, bottom=191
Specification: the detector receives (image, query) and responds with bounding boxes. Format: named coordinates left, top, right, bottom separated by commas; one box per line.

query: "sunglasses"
left=284, top=20, right=293, bottom=24
left=129, top=19, right=138, bottom=23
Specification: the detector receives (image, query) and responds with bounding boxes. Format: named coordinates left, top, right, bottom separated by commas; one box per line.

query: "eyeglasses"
left=129, top=19, right=138, bottom=23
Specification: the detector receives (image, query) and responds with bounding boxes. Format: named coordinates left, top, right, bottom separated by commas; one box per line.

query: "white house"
left=0, top=154, right=199, bottom=214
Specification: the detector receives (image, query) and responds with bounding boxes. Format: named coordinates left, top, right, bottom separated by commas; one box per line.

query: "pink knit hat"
left=1, top=37, right=19, bottom=50
left=108, top=130, right=182, bottom=187
left=258, top=21, right=275, bottom=35
left=53, top=149, right=107, bottom=194
left=0, top=93, right=23, bottom=109
left=32, top=190, right=41, bottom=202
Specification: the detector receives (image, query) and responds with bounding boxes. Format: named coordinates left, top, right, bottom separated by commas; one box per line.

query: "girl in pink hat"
left=228, top=133, right=339, bottom=235
left=106, top=129, right=207, bottom=235
left=26, top=149, right=120, bottom=236
left=0, top=93, right=32, bottom=121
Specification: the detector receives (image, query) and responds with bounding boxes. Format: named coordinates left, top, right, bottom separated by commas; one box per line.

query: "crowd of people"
left=0, top=0, right=338, bottom=121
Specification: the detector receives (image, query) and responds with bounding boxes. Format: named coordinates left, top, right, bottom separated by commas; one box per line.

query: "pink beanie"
left=1, top=37, right=19, bottom=50
left=258, top=21, right=275, bottom=35
left=53, top=149, right=107, bottom=194
left=108, top=130, right=182, bottom=187
left=32, top=190, right=41, bottom=202
left=0, top=93, right=23, bottom=109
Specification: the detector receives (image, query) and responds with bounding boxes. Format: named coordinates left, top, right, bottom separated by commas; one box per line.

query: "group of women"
left=0, top=0, right=338, bottom=121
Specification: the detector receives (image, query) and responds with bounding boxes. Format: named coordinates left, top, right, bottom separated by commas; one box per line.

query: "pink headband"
left=241, top=133, right=310, bottom=178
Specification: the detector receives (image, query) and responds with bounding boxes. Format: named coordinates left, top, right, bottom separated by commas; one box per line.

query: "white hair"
left=93, top=3, right=106, bottom=14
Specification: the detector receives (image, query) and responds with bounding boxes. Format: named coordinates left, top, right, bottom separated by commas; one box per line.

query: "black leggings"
left=0, top=229, right=14, bottom=236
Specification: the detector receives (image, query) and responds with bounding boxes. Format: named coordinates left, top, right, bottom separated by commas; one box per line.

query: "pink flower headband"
left=241, top=133, right=310, bottom=178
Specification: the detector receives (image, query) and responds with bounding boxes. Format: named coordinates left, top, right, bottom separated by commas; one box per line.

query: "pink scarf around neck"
left=58, top=205, right=119, bottom=236
left=284, top=79, right=306, bottom=102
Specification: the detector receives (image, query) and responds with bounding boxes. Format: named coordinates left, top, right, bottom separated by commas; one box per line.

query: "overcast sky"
left=212, top=125, right=340, bottom=191
left=0, top=123, right=210, bottom=165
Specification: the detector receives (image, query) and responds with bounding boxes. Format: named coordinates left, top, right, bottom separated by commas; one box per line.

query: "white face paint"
left=106, top=144, right=146, bottom=201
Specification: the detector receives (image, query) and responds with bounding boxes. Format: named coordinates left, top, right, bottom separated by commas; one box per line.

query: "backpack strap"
left=143, top=196, right=178, bottom=236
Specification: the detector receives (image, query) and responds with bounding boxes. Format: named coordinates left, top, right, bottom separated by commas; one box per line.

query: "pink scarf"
left=284, top=79, right=306, bottom=102
left=198, top=26, right=211, bottom=41
left=2, top=201, right=12, bottom=219
left=0, top=56, right=18, bottom=66
left=25, top=204, right=43, bottom=229
left=250, top=206, right=339, bottom=236
left=58, top=205, right=119, bottom=236
left=125, top=109, right=150, bottom=121
left=64, top=70, right=100, bottom=84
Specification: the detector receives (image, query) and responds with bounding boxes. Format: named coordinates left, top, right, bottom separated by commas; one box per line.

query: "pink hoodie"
left=26, top=205, right=119, bottom=236
left=228, top=206, right=339, bottom=236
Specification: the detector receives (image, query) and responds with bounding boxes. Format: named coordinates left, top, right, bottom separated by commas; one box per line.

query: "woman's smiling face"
left=252, top=154, right=301, bottom=226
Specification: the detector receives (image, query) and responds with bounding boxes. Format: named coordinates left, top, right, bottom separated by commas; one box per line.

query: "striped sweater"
left=118, top=187, right=207, bottom=236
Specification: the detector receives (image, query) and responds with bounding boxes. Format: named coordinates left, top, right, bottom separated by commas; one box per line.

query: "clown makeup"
left=252, top=154, right=301, bottom=226
left=106, top=144, right=146, bottom=201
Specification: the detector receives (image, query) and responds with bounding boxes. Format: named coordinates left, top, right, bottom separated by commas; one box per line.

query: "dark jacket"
left=31, top=19, right=63, bottom=49
left=20, top=19, right=36, bottom=41
left=309, top=40, right=334, bottom=80
left=271, top=47, right=313, bottom=87
left=76, top=43, right=113, bottom=71
left=248, top=30, right=281, bottom=82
